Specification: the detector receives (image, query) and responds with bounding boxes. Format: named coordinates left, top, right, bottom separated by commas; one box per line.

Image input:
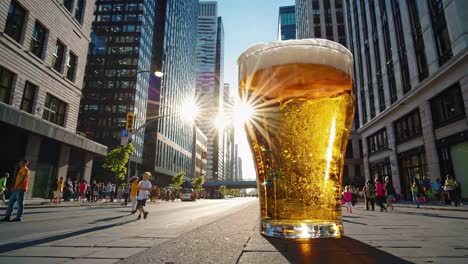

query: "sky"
left=215, top=0, right=295, bottom=179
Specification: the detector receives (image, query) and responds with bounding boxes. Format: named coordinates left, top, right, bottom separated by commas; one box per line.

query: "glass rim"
left=237, top=38, right=353, bottom=67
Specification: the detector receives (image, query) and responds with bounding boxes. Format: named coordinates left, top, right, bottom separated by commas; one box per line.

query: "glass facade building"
left=144, top=0, right=199, bottom=183
left=196, top=1, right=225, bottom=181
left=278, top=5, right=296, bottom=40
left=79, top=0, right=155, bottom=178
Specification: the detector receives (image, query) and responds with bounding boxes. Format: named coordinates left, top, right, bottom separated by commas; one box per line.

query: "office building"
left=143, top=0, right=200, bottom=184
left=344, top=0, right=467, bottom=199
left=195, top=1, right=225, bottom=181
left=0, top=0, right=106, bottom=198
left=278, top=5, right=296, bottom=40
left=78, top=0, right=156, bottom=179
left=222, top=83, right=236, bottom=181
left=295, top=0, right=363, bottom=185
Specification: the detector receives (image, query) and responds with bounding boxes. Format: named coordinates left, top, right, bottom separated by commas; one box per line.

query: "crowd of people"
left=342, top=174, right=463, bottom=214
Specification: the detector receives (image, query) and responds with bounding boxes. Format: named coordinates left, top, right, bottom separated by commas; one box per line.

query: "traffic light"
left=126, top=112, right=135, bottom=131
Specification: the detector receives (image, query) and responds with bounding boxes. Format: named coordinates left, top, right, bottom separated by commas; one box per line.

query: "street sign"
left=121, top=137, right=128, bottom=146
left=121, top=129, right=129, bottom=138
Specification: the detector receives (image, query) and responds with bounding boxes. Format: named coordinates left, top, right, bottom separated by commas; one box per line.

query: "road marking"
left=23, top=212, right=127, bottom=222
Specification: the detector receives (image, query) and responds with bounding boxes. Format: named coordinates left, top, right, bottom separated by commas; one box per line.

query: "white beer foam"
left=238, top=39, right=353, bottom=81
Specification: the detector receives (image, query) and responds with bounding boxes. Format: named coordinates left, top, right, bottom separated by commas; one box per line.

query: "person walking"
left=136, top=172, right=152, bottom=220
left=431, top=178, right=442, bottom=203
left=411, top=180, right=420, bottom=208
left=79, top=180, right=87, bottom=202
left=0, top=173, right=9, bottom=205
left=363, top=179, right=375, bottom=211
left=121, top=184, right=130, bottom=206
left=57, top=177, right=64, bottom=203
left=1, top=160, right=30, bottom=222
left=130, top=176, right=139, bottom=214
left=342, top=186, right=353, bottom=214
left=444, top=175, right=456, bottom=205
left=422, top=176, right=431, bottom=200
left=375, top=178, right=387, bottom=212
left=384, top=176, right=396, bottom=211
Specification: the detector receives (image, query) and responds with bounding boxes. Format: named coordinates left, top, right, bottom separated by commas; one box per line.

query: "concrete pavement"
left=1, top=198, right=467, bottom=263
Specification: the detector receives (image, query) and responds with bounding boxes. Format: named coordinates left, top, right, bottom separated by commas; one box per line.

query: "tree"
left=219, top=185, right=227, bottom=198
left=169, top=171, right=185, bottom=189
left=192, top=175, right=205, bottom=193
left=102, top=143, right=135, bottom=180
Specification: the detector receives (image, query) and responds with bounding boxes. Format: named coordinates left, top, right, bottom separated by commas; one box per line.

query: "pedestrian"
left=65, top=178, right=74, bottom=202
left=1, top=160, right=30, bottom=222
left=411, top=180, right=420, bottom=208
left=136, top=172, right=152, bottom=220
left=130, top=176, right=139, bottom=213
left=0, top=173, right=9, bottom=205
left=375, top=178, right=387, bottom=212
left=110, top=184, right=116, bottom=202
left=50, top=177, right=58, bottom=203
left=121, top=184, right=130, bottom=206
left=422, top=176, right=431, bottom=199
left=79, top=180, right=87, bottom=202
left=90, top=180, right=97, bottom=202
left=384, top=176, right=396, bottom=211
left=444, top=174, right=456, bottom=205
left=57, top=177, right=64, bottom=203
left=453, top=177, right=462, bottom=206
left=342, top=186, right=353, bottom=214
left=431, top=178, right=442, bottom=203
left=362, top=179, right=375, bottom=211
left=105, top=182, right=111, bottom=202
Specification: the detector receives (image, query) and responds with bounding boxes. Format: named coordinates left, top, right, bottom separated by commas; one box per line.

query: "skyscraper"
left=295, top=0, right=363, bottom=186
left=144, top=0, right=199, bottom=184
left=78, top=0, right=156, bottom=179
left=344, top=0, right=468, bottom=199
left=0, top=0, right=106, bottom=198
left=278, top=5, right=296, bottom=40
left=296, top=0, right=347, bottom=46
left=196, top=1, right=225, bottom=181
left=223, top=83, right=236, bottom=181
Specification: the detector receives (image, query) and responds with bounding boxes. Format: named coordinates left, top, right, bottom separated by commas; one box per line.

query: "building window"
left=0, top=66, right=15, bottom=104
left=5, top=0, right=26, bottom=42
left=63, top=0, right=74, bottom=12
left=324, top=0, right=333, bottom=40
left=312, top=0, right=321, bottom=38
left=430, top=82, right=466, bottom=128
left=407, top=0, right=428, bottom=82
left=43, top=93, right=67, bottom=126
left=20, top=81, right=37, bottom=113
left=66, top=52, right=77, bottom=81
left=30, top=21, right=47, bottom=59
left=391, top=0, right=411, bottom=94
left=427, top=0, right=452, bottom=66
left=398, top=148, right=427, bottom=200
left=370, top=159, right=391, bottom=182
left=367, top=128, right=388, bottom=154
left=394, top=109, right=422, bottom=144
left=52, top=40, right=65, bottom=72
left=345, top=140, right=353, bottom=159
left=379, top=0, right=397, bottom=104
left=74, top=0, right=85, bottom=23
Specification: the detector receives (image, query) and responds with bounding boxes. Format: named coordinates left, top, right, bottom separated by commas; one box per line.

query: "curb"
left=392, top=204, right=467, bottom=212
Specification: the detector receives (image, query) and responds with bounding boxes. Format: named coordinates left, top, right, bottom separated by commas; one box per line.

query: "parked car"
left=180, top=188, right=196, bottom=201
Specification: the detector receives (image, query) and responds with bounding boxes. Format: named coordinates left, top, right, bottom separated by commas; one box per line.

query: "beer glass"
left=238, top=39, right=354, bottom=238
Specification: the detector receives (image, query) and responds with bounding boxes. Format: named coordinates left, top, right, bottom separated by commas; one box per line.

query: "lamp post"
left=126, top=70, right=164, bottom=183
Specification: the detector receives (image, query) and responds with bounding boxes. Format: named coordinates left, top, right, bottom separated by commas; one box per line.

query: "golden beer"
left=238, top=39, right=354, bottom=238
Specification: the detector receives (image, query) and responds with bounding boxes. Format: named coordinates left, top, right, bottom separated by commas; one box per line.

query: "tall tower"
left=196, top=1, right=225, bottom=181
left=79, top=0, right=156, bottom=179
left=143, top=0, right=200, bottom=184
left=278, top=5, right=296, bottom=40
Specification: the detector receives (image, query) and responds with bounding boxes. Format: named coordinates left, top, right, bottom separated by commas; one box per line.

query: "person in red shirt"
left=375, top=178, right=387, bottom=212
left=1, top=160, right=30, bottom=222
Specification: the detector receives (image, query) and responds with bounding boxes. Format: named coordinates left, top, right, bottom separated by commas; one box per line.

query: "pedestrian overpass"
left=202, top=180, right=257, bottom=189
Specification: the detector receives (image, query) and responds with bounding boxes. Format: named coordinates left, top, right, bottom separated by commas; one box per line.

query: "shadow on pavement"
left=391, top=210, right=468, bottom=220
left=265, top=236, right=413, bottom=264
left=0, top=219, right=134, bottom=254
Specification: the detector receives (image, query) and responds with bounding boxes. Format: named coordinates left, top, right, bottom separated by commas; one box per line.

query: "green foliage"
left=169, top=171, right=185, bottom=189
left=219, top=185, right=227, bottom=197
left=102, top=143, right=135, bottom=180
left=192, top=175, right=205, bottom=193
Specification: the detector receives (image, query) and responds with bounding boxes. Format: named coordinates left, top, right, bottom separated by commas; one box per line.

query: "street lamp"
left=126, top=70, right=164, bottom=183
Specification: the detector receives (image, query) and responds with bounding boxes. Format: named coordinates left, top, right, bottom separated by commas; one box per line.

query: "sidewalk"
left=0, top=198, right=123, bottom=210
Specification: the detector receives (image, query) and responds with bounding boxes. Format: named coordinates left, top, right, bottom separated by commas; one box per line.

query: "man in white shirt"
left=136, top=172, right=152, bottom=220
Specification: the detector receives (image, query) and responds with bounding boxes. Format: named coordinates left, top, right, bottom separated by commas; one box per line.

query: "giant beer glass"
left=238, top=39, right=354, bottom=238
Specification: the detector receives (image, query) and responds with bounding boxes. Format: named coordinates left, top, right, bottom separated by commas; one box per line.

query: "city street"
left=0, top=198, right=467, bottom=263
